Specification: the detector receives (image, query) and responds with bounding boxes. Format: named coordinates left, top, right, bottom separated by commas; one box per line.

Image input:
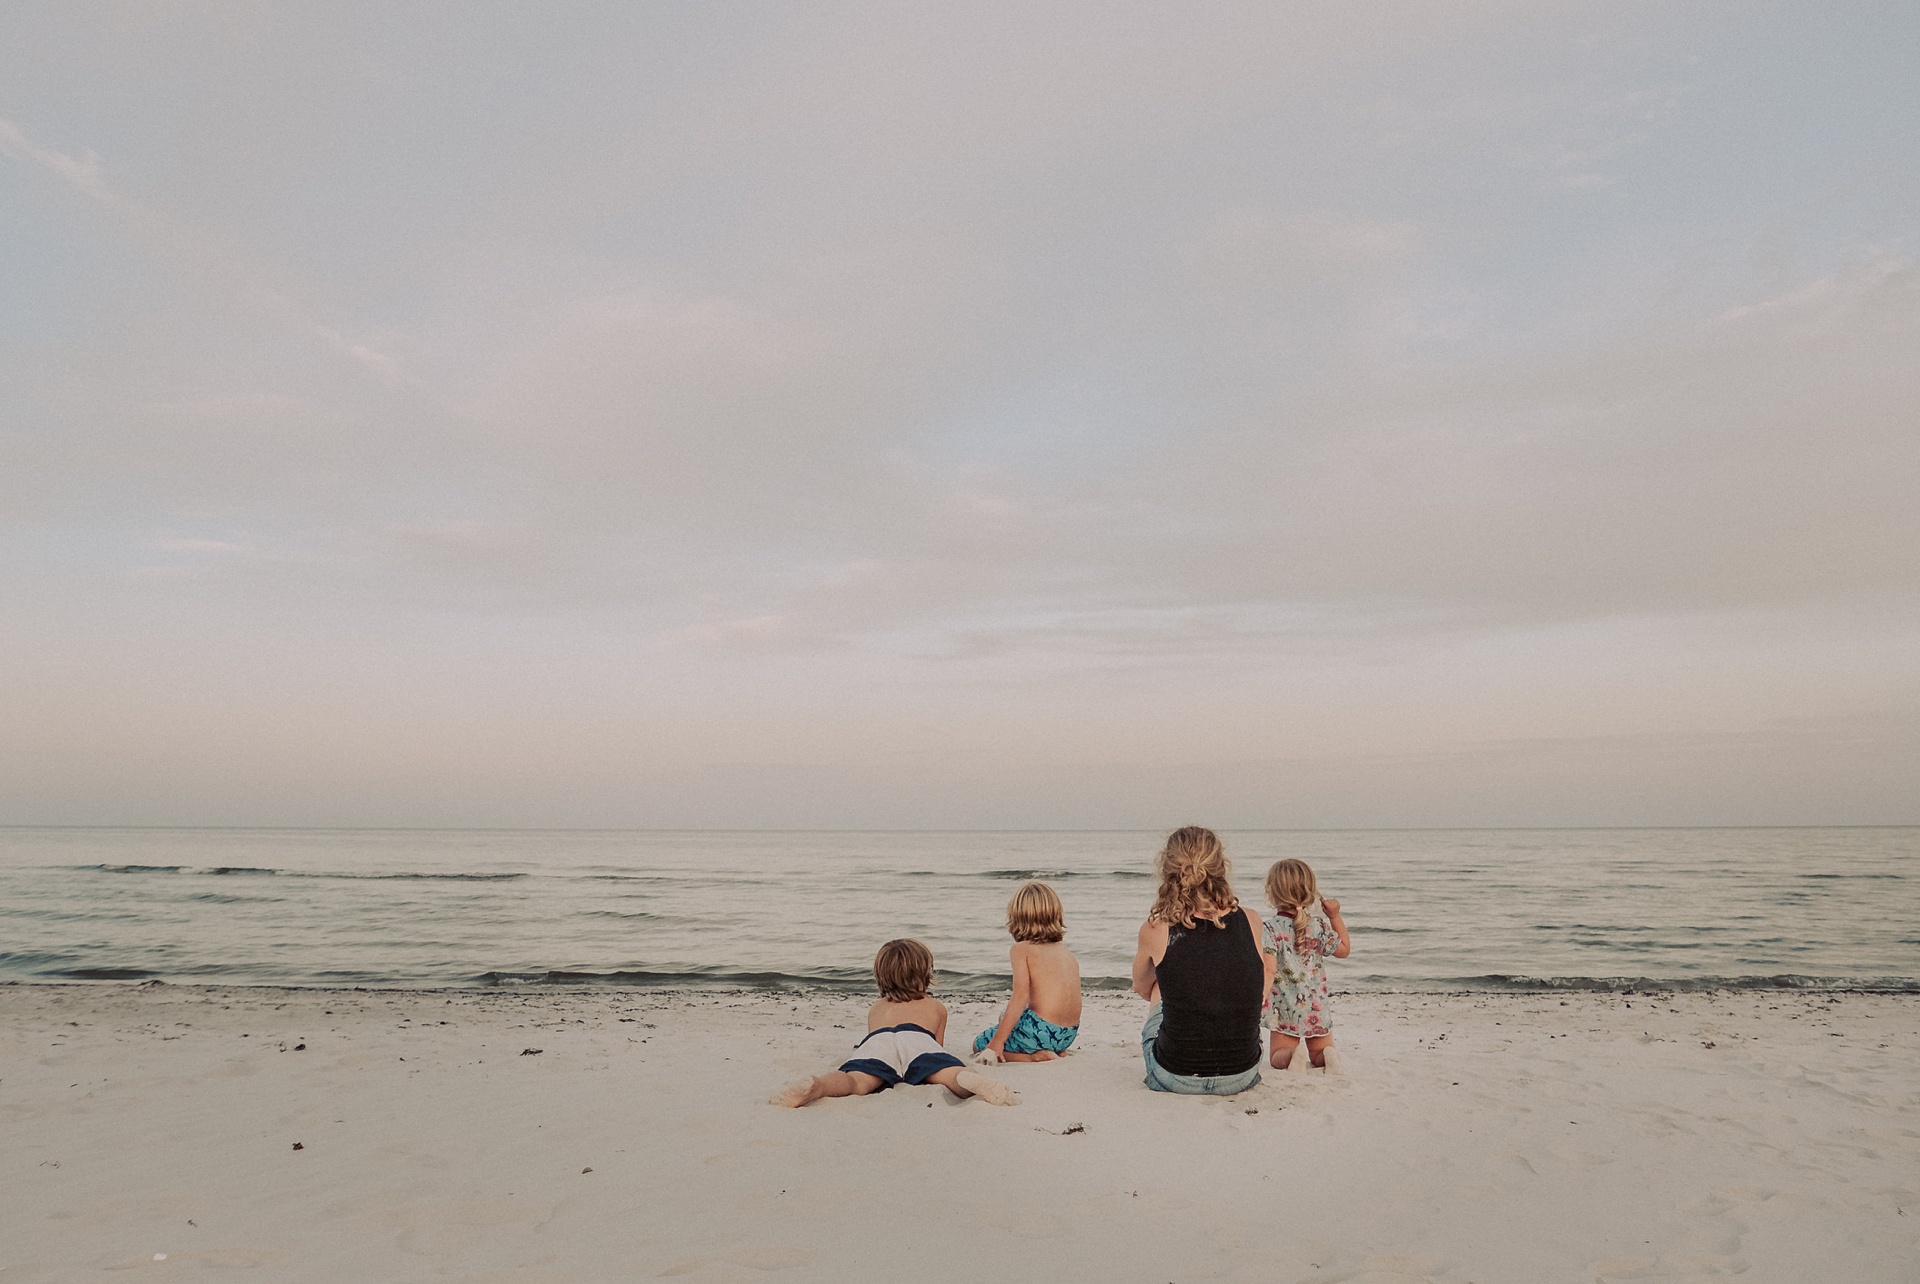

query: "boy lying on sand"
left=771, top=939, right=1017, bottom=1108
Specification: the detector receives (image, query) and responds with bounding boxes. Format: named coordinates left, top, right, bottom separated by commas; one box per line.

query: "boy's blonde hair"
left=1264, top=858, right=1320, bottom=952
left=873, top=938, right=934, bottom=1002
left=1006, top=881, right=1065, bottom=943
left=1151, top=826, right=1240, bottom=929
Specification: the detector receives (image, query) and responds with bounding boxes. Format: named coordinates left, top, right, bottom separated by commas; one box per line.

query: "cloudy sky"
left=2, top=2, right=1915, bottom=827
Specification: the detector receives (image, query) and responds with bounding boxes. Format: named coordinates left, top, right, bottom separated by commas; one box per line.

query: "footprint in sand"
left=1364, top=1254, right=1445, bottom=1273
left=380, top=1201, right=553, bottom=1258
left=105, top=1248, right=289, bottom=1270
left=1590, top=1254, right=1750, bottom=1279
left=1332, top=1253, right=1446, bottom=1282
left=985, top=1209, right=1069, bottom=1238
left=380, top=1200, right=549, bottom=1228
left=1668, top=1252, right=1750, bottom=1274
left=1545, top=1145, right=1614, bottom=1170
left=656, top=1246, right=816, bottom=1275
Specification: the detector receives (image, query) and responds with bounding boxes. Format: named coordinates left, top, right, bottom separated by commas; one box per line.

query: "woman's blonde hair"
left=873, top=938, right=934, bottom=1001
left=1006, top=881, right=1065, bottom=943
left=1264, top=858, right=1320, bottom=952
left=1150, top=826, right=1239, bottom=929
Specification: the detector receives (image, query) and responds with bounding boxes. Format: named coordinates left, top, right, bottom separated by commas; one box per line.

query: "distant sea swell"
left=84, top=862, right=1146, bottom=882
left=3, top=827, right=1915, bottom=994
left=12, top=959, right=1915, bottom=995
left=469, top=968, right=1920, bottom=994
left=85, top=863, right=530, bottom=881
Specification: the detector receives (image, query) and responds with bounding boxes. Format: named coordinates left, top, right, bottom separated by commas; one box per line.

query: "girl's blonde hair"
left=1264, top=858, right=1320, bottom=952
left=1007, top=881, right=1065, bottom=943
left=1150, top=826, right=1239, bottom=929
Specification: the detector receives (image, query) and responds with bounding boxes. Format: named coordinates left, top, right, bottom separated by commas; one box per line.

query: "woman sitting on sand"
left=1130, top=826, right=1273, bottom=1095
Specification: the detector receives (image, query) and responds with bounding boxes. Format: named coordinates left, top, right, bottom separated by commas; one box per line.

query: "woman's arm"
left=1323, top=896, right=1352, bottom=959
left=1132, top=919, right=1168, bottom=1001
left=1245, top=907, right=1276, bottom=994
left=982, top=945, right=1033, bottom=1058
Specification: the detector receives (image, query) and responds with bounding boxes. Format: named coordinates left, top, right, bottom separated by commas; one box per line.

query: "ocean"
left=2, top=827, right=1915, bottom=993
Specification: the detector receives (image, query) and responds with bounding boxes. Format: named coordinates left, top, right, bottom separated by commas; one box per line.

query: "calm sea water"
left=1, top=828, right=1915, bottom=993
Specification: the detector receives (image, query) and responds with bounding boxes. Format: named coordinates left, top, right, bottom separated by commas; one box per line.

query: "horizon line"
left=2, top=823, right=1916, bottom=835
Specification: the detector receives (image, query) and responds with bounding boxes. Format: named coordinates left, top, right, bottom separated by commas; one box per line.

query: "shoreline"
left=5, top=983, right=1917, bottom=1280
left=9, top=975, right=1920, bottom=997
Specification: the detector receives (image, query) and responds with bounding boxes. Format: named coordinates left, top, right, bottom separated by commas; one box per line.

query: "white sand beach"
left=3, top=983, right=1915, bottom=1282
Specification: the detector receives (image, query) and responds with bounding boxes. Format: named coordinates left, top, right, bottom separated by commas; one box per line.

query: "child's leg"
left=1305, top=1034, right=1337, bottom=1068
left=769, top=1069, right=885, bottom=1108
left=1269, top=1030, right=1301, bottom=1070
left=1317, top=1039, right=1344, bottom=1075
left=926, top=1065, right=1016, bottom=1105
left=998, top=1050, right=1058, bottom=1062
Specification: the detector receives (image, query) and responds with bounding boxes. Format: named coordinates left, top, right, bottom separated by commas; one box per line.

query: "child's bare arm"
left=982, top=945, right=1033, bottom=1058
left=929, top=999, right=949, bottom=1046
left=1324, top=896, right=1352, bottom=958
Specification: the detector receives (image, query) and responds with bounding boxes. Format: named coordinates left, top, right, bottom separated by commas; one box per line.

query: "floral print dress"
left=1261, top=902, right=1341, bottom=1038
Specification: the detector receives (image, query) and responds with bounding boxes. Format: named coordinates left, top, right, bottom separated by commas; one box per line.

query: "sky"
left=2, top=2, right=1916, bottom=828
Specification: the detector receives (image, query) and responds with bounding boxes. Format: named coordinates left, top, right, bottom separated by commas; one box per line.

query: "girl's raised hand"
left=1322, top=896, right=1341, bottom=916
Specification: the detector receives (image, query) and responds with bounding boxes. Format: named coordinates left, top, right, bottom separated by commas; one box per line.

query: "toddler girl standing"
left=1261, top=858, right=1351, bottom=1073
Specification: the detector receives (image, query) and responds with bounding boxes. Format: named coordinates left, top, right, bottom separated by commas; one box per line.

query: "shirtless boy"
left=770, top=939, right=1016, bottom=1107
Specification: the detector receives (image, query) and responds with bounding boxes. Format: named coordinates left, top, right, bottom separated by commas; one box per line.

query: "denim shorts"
left=1140, top=1004, right=1262, bottom=1096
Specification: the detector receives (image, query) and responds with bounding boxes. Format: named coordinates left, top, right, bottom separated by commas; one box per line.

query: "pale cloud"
left=0, top=116, right=117, bottom=204
left=154, top=538, right=247, bottom=554
left=0, top=115, right=406, bottom=386
left=300, top=317, right=407, bottom=385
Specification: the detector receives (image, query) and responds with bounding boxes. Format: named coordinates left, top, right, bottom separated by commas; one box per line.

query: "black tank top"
left=1152, top=908, right=1264, bottom=1077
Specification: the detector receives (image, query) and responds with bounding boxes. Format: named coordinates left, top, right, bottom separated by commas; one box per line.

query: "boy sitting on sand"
left=972, top=881, right=1082, bottom=1063
left=770, top=939, right=1016, bottom=1108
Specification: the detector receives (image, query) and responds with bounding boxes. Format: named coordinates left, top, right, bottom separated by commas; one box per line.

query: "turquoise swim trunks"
left=973, top=1008, right=1079, bottom=1056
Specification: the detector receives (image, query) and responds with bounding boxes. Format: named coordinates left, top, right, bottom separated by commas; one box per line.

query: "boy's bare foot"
left=954, top=1069, right=1017, bottom=1105
left=769, top=1078, right=817, bottom=1108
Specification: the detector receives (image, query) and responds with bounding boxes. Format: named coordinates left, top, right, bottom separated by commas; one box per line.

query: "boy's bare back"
left=867, top=994, right=949, bottom=1041
left=1014, top=941, right=1082, bottom=1029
